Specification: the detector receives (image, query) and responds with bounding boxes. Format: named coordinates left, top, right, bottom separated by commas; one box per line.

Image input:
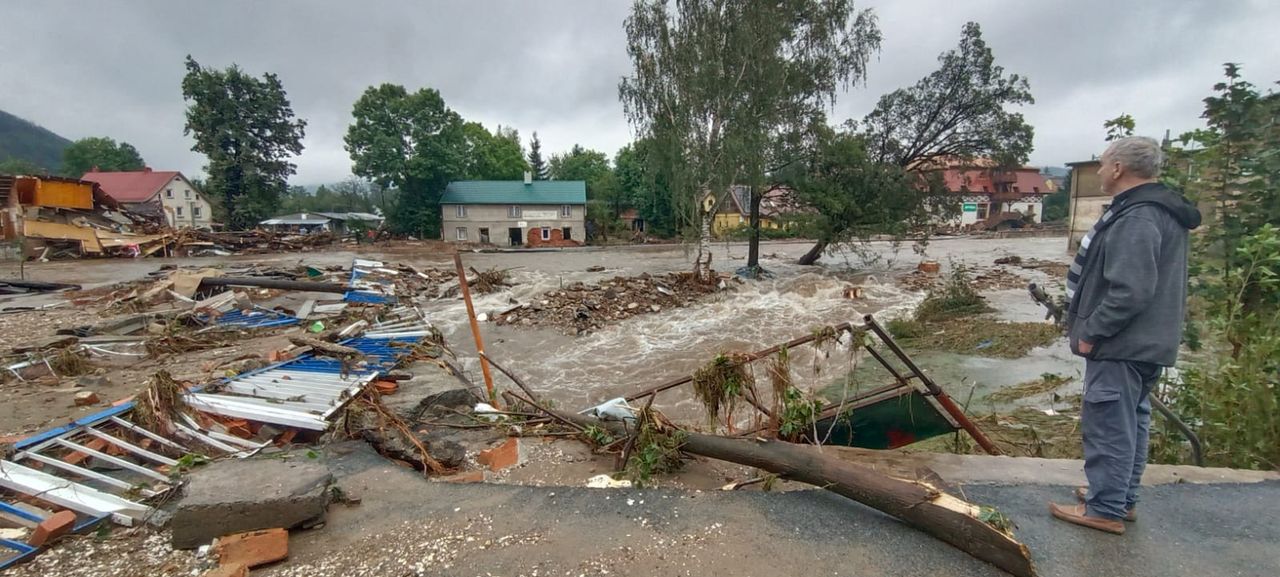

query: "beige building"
left=1066, top=160, right=1104, bottom=252
left=440, top=177, right=586, bottom=247
left=81, top=167, right=214, bottom=229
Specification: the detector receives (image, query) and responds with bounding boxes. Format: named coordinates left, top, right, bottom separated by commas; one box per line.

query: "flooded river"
left=5, top=236, right=1075, bottom=419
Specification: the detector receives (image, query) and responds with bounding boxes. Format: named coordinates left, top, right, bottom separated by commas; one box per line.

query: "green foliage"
left=1042, top=187, right=1070, bottom=222
left=0, top=157, right=44, bottom=176
left=550, top=144, right=621, bottom=241
left=1103, top=113, right=1136, bottom=141
left=862, top=22, right=1034, bottom=169
left=464, top=123, right=529, bottom=180
left=614, top=140, right=678, bottom=237
left=1150, top=64, right=1280, bottom=470
left=182, top=56, right=307, bottom=229
left=914, top=264, right=991, bottom=323
left=885, top=317, right=925, bottom=339
left=0, top=109, right=71, bottom=172
left=692, top=354, right=753, bottom=427
left=620, top=0, right=882, bottom=267
left=586, top=200, right=626, bottom=243
left=623, top=409, right=687, bottom=486
left=345, top=84, right=465, bottom=238
left=61, top=137, right=145, bottom=177
left=778, top=386, right=823, bottom=441
left=279, top=178, right=378, bottom=214
left=581, top=425, right=615, bottom=447
left=977, top=505, right=1014, bottom=535
left=527, top=131, right=548, bottom=180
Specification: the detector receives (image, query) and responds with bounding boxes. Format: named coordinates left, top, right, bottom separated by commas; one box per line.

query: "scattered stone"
left=73, top=391, right=99, bottom=406
left=76, top=374, right=111, bottom=388
left=493, top=272, right=724, bottom=335
left=214, top=528, right=288, bottom=568
left=994, top=255, right=1023, bottom=265
left=917, top=260, right=941, bottom=274
left=171, top=458, right=332, bottom=549
left=586, top=265, right=606, bottom=272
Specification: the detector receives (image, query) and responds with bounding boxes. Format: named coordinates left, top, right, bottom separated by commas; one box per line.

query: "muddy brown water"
left=2, top=236, right=1077, bottom=426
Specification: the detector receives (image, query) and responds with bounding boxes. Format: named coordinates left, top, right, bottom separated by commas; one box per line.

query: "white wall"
left=157, top=174, right=213, bottom=229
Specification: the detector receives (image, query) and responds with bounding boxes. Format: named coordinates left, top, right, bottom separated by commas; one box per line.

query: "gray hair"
left=1104, top=136, right=1164, bottom=179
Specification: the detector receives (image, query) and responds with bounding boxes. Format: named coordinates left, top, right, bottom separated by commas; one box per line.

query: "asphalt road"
left=273, top=445, right=1280, bottom=577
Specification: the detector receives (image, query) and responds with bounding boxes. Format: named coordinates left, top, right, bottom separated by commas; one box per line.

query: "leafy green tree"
left=798, top=22, right=1034, bottom=264
left=345, top=84, right=465, bottom=238
left=1103, top=114, right=1136, bottom=141
left=527, top=131, right=549, bottom=180
left=463, top=123, right=529, bottom=180
left=61, top=137, right=145, bottom=177
left=0, top=157, right=44, bottom=175
left=551, top=145, right=619, bottom=241
left=614, top=140, right=678, bottom=236
left=1042, top=170, right=1070, bottom=222
left=620, top=0, right=881, bottom=278
left=181, top=56, right=307, bottom=229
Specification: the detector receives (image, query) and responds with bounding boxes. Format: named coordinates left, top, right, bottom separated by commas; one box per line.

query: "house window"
left=561, top=204, right=571, bottom=217
left=976, top=203, right=990, bottom=220
left=193, top=206, right=202, bottom=217
left=455, top=227, right=468, bottom=241
left=541, top=227, right=551, bottom=241
left=175, top=206, right=184, bottom=217
left=166, top=189, right=174, bottom=198
left=508, top=205, right=521, bottom=218
left=455, top=205, right=467, bottom=218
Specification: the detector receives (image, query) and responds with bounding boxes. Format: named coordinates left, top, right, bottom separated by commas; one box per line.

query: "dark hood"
left=1115, top=182, right=1202, bottom=230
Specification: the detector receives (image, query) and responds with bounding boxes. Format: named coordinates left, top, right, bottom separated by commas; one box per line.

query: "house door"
left=508, top=227, right=523, bottom=246
left=479, top=228, right=490, bottom=244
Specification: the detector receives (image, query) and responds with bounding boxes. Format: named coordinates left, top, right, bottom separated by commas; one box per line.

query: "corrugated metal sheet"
left=441, top=180, right=586, bottom=205
left=345, top=258, right=397, bottom=304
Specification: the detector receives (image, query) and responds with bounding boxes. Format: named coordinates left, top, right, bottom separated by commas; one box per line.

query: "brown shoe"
left=1050, top=502, right=1125, bottom=534
left=1074, top=487, right=1138, bottom=522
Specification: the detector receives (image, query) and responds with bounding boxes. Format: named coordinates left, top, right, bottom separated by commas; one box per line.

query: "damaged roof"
left=80, top=168, right=186, bottom=203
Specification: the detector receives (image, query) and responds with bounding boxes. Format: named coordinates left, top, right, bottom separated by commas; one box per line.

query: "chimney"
left=90, top=165, right=99, bottom=173
left=142, top=166, right=152, bottom=173
left=523, top=171, right=532, bottom=185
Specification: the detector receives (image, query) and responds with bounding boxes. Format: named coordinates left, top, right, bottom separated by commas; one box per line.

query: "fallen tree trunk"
left=199, top=277, right=348, bottom=294
left=553, top=409, right=1036, bottom=577
left=288, top=337, right=363, bottom=359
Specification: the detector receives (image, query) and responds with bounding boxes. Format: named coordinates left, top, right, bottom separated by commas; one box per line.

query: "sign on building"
left=962, top=203, right=978, bottom=212
left=523, top=210, right=558, bottom=220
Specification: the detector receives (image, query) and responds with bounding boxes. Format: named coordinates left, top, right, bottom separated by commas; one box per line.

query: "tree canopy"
left=619, top=0, right=882, bottom=275
left=62, top=137, right=145, bottom=177
left=463, top=123, right=529, bottom=180
left=182, top=56, right=307, bottom=229
left=345, top=84, right=466, bottom=238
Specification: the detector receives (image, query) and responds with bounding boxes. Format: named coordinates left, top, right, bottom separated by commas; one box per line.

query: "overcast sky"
left=3, top=0, right=1279, bottom=185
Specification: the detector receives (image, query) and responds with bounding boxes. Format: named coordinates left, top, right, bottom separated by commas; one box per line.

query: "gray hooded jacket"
left=1066, top=182, right=1202, bottom=366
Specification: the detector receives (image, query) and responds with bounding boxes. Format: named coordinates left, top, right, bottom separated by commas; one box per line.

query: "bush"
left=914, top=264, right=991, bottom=323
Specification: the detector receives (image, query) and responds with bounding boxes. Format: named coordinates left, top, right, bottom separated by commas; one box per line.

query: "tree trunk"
left=747, top=186, right=762, bottom=270
left=694, top=212, right=713, bottom=280
left=550, top=408, right=1036, bottom=577
left=797, top=240, right=827, bottom=265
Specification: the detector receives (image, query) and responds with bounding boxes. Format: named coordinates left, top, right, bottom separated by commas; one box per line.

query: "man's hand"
left=1078, top=340, right=1094, bottom=355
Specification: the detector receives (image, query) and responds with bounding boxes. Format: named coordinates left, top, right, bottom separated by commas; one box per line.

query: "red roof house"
left=81, top=167, right=214, bottom=229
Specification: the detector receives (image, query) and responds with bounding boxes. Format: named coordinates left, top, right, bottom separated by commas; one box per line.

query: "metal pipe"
left=199, top=277, right=348, bottom=294
left=863, top=314, right=1003, bottom=456
left=454, top=253, right=497, bottom=406
left=1150, top=396, right=1204, bottom=467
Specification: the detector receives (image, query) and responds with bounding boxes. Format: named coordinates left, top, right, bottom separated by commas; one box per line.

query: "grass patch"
left=894, top=318, right=1061, bottom=358
left=914, top=264, right=993, bottom=323
left=986, top=373, right=1074, bottom=403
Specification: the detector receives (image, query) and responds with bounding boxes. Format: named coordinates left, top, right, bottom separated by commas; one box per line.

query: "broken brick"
left=373, top=380, right=398, bottom=395
left=73, top=391, right=100, bottom=406
left=27, top=510, right=76, bottom=547
left=477, top=438, right=522, bottom=472
left=214, top=528, right=288, bottom=568
left=63, top=437, right=109, bottom=466
left=202, top=562, right=247, bottom=577
left=273, top=429, right=297, bottom=446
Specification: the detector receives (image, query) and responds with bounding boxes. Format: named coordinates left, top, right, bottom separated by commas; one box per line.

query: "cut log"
left=287, top=337, right=363, bottom=359
left=552, top=409, right=1036, bottom=577
left=199, top=277, right=348, bottom=294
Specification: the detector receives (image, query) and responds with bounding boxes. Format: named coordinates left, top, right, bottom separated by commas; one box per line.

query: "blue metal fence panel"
left=200, top=306, right=300, bottom=328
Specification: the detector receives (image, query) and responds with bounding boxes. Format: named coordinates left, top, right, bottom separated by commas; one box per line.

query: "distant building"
left=1065, top=160, right=1104, bottom=252
left=705, top=185, right=802, bottom=236
left=619, top=208, right=646, bottom=233
left=440, top=175, right=586, bottom=247
left=0, top=173, right=131, bottom=257
left=81, top=167, right=214, bottom=229
left=259, top=211, right=383, bottom=235
left=932, top=163, right=1056, bottom=228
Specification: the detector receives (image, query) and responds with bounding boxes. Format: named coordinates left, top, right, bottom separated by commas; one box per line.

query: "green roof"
left=441, top=180, right=586, bottom=205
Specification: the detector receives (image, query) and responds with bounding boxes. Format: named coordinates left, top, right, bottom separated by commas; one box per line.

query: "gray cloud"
left=3, top=0, right=1278, bottom=184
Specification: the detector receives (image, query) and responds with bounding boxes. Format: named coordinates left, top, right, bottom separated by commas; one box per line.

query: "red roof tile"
left=936, top=167, right=1050, bottom=195
left=80, top=168, right=182, bottom=203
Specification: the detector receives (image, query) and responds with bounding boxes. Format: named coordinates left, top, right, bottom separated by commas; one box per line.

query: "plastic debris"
left=586, top=474, right=632, bottom=489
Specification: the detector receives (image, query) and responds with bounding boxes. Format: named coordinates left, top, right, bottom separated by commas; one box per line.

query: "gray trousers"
left=1081, top=358, right=1163, bottom=520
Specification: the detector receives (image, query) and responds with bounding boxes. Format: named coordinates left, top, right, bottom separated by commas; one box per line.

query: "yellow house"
left=703, top=185, right=794, bottom=236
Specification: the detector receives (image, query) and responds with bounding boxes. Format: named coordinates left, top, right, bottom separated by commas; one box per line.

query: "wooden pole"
left=455, top=252, right=497, bottom=407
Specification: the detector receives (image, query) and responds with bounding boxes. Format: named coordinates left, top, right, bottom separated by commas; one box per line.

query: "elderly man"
left=1051, top=136, right=1201, bottom=534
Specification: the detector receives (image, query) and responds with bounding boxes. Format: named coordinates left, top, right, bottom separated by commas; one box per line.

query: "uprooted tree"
left=796, top=21, right=1035, bottom=265
left=619, top=0, right=882, bottom=279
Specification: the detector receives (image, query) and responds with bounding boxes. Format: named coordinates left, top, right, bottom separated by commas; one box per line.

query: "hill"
left=0, top=109, right=72, bottom=172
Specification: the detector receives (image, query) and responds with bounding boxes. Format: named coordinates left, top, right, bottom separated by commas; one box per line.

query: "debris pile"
left=494, top=272, right=728, bottom=334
